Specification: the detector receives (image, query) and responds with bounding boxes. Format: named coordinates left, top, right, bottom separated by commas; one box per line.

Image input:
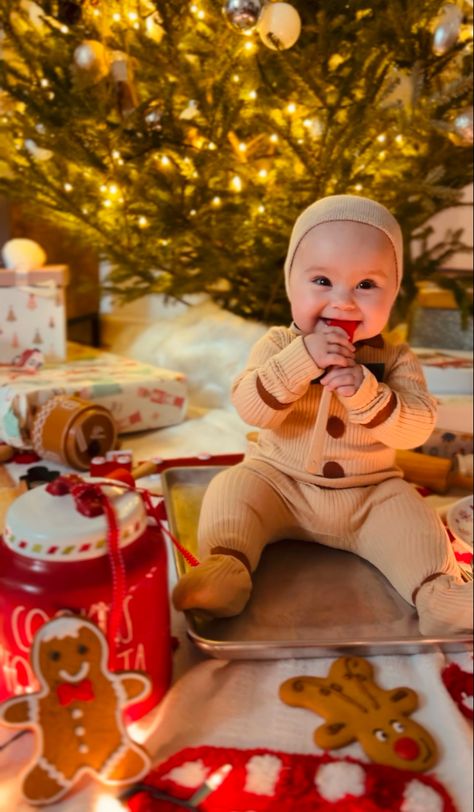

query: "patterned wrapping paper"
left=0, top=265, right=69, bottom=363
left=0, top=347, right=188, bottom=447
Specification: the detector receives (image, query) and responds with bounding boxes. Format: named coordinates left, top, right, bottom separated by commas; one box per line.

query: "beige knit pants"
left=197, top=460, right=472, bottom=635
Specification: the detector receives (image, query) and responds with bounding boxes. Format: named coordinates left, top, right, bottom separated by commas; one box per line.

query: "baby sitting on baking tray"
left=173, top=194, right=473, bottom=637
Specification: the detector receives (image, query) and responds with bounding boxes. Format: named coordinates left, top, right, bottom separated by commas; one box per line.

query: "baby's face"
left=288, top=221, right=398, bottom=341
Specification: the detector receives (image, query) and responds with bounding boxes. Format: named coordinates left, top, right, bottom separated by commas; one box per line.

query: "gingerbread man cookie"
left=0, top=615, right=152, bottom=805
left=279, top=656, right=438, bottom=772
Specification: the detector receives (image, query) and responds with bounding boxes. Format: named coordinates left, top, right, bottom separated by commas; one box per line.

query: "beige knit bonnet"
left=284, top=194, right=403, bottom=296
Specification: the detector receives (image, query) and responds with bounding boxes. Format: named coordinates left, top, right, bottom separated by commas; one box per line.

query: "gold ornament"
left=73, top=40, right=109, bottom=84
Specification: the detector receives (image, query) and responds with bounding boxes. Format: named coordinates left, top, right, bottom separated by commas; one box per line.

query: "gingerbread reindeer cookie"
left=0, top=615, right=152, bottom=805
left=280, top=656, right=438, bottom=772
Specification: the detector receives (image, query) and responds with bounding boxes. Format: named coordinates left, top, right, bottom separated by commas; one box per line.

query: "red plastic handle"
left=326, top=319, right=359, bottom=341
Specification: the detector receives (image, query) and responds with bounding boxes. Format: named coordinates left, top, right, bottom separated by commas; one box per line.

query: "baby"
left=173, top=194, right=472, bottom=637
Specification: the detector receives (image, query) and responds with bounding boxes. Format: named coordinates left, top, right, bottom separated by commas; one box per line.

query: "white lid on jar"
left=4, top=478, right=147, bottom=562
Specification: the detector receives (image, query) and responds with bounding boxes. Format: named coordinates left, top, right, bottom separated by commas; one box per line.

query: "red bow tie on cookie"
left=57, top=678, right=95, bottom=706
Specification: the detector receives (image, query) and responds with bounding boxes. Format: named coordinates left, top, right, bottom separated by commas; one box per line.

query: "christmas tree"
left=0, top=0, right=472, bottom=326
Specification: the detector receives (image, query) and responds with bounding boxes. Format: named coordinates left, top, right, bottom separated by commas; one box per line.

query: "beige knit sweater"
left=232, top=325, right=437, bottom=488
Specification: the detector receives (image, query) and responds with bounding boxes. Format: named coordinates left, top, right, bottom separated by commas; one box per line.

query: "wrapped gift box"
left=0, top=346, right=188, bottom=448
left=0, top=265, right=69, bottom=363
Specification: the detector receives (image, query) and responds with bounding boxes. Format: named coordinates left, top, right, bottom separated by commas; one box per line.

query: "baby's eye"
left=312, top=276, right=332, bottom=286
left=357, top=279, right=377, bottom=289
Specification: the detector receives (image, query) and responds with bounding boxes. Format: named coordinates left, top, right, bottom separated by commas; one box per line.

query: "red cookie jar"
left=0, top=477, right=171, bottom=723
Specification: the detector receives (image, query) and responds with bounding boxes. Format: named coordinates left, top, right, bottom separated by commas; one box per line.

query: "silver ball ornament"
left=433, top=4, right=463, bottom=56
left=144, top=101, right=163, bottom=131
left=222, top=0, right=262, bottom=33
left=453, top=107, right=473, bottom=145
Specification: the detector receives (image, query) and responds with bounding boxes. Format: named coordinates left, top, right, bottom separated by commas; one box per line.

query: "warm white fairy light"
left=244, top=40, right=255, bottom=52
left=112, top=150, right=121, bottom=160
left=108, top=184, right=118, bottom=195
left=208, top=141, right=217, bottom=150
left=248, top=90, right=257, bottom=100
left=103, top=199, right=112, bottom=207
left=378, top=150, right=387, bottom=160
left=197, top=9, right=205, bottom=19
left=100, top=184, right=108, bottom=193
left=160, top=155, right=170, bottom=166
left=232, top=74, right=240, bottom=83
left=40, top=78, right=49, bottom=87
left=377, top=133, right=386, bottom=143
left=190, top=208, right=197, bottom=216
left=138, top=216, right=149, bottom=227
left=258, top=204, right=265, bottom=213
left=230, top=175, right=242, bottom=192
left=64, top=182, right=72, bottom=192
left=211, top=196, right=222, bottom=207
left=128, top=11, right=138, bottom=21
left=286, top=103, right=296, bottom=115
left=112, top=12, right=121, bottom=22
left=258, top=168, right=268, bottom=179
left=60, top=25, right=68, bottom=34
left=238, top=142, right=247, bottom=153
left=354, top=183, right=363, bottom=191
left=269, top=133, right=279, bottom=143
left=395, top=134, right=405, bottom=146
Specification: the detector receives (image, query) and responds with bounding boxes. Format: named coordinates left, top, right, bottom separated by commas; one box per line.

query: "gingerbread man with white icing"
left=0, top=615, right=151, bottom=805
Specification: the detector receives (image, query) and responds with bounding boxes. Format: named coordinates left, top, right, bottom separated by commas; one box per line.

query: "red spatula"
left=305, top=319, right=359, bottom=474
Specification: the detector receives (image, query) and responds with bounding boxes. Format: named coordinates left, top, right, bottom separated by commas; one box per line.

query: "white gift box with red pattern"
left=0, top=265, right=69, bottom=363
left=0, top=347, right=188, bottom=447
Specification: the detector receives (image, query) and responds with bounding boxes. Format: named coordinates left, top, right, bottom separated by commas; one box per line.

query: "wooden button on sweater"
left=326, top=416, right=345, bottom=438
left=322, top=461, right=345, bottom=478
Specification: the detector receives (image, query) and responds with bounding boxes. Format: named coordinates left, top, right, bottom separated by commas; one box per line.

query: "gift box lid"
left=3, top=478, right=147, bottom=562
left=0, top=265, right=69, bottom=286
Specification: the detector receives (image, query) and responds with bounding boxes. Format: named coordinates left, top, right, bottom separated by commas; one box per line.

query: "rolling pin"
left=305, top=319, right=359, bottom=474
left=395, top=449, right=473, bottom=494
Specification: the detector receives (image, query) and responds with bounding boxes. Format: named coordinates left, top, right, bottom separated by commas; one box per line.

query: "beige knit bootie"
left=415, top=573, right=473, bottom=637
left=172, top=553, right=253, bottom=617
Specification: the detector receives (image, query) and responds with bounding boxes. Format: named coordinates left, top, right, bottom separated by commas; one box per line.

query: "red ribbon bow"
left=56, top=678, right=95, bottom=706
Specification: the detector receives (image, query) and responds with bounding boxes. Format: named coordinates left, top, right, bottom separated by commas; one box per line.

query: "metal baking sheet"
left=162, top=466, right=472, bottom=659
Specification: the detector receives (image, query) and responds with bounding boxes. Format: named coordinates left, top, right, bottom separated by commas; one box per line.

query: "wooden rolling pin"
left=305, top=319, right=359, bottom=474
left=395, top=449, right=473, bottom=494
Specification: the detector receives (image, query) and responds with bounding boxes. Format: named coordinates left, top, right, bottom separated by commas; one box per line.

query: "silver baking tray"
left=162, top=466, right=472, bottom=659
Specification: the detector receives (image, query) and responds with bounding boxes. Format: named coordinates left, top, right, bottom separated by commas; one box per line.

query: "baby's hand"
left=320, top=362, right=364, bottom=397
left=303, top=322, right=355, bottom=370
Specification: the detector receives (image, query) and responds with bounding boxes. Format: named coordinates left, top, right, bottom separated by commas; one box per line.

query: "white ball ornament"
left=257, top=2, right=301, bottom=50
left=2, top=238, right=46, bottom=273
